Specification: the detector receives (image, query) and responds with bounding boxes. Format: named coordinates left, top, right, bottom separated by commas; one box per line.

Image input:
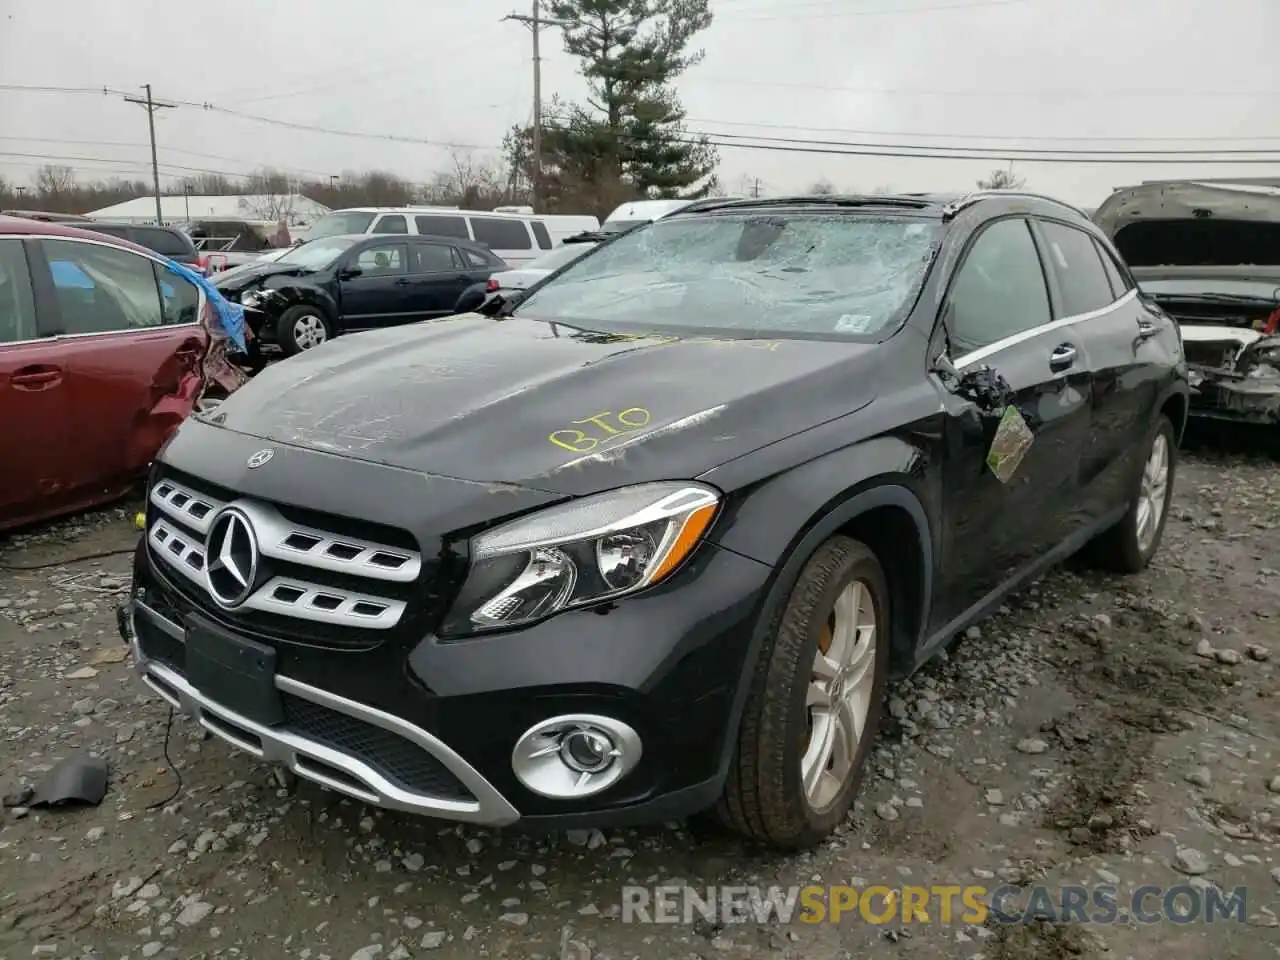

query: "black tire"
left=1083, top=414, right=1177, bottom=573
left=277, top=305, right=333, bottom=356
left=715, top=535, right=891, bottom=848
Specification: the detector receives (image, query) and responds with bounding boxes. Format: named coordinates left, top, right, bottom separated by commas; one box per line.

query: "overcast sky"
left=1, top=0, right=1277, bottom=208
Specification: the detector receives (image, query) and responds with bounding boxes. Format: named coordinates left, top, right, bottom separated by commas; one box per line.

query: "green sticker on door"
left=986, top=405, right=1034, bottom=483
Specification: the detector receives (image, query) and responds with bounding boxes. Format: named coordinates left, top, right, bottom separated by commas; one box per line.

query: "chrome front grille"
left=146, top=474, right=423, bottom=645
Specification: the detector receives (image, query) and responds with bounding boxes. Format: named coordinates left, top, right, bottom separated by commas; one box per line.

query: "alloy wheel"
left=292, top=314, right=328, bottom=350
left=802, top=579, right=878, bottom=812
left=1136, top=432, right=1170, bottom=553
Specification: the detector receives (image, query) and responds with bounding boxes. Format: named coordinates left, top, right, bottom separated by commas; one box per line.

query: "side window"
left=947, top=218, right=1051, bottom=356
left=531, top=221, right=553, bottom=250
left=0, top=239, right=39, bottom=343
left=136, top=227, right=192, bottom=257
left=353, top=244, right=407, bottom=276
left=371, top=214, right=408, bottom=235
left=1037, top=221, right=1117, bottom=316
left=1092, top=237, right=1133, bottom=298
left=40, top=239, right=164, bottom=334
left=415, top=215, right=470, bottom=240
left=460, top=248, right=496, bottom=269
left=470, top=217, right=532, bottom=250
left=153, top=264, right=201, bottom=325
left=413, top=244, right=460, bottom=273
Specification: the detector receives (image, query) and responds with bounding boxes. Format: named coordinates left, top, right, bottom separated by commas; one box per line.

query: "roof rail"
left=941, top=190, right=1089, bottom=221
left=676, top=194, right=935, bottom=215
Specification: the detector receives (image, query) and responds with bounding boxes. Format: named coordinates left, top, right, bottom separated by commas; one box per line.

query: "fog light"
left=511, top=715, right=642, bottom=799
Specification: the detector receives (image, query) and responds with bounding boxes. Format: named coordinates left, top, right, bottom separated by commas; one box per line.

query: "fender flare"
left=712, top=482, right=933, bottom=780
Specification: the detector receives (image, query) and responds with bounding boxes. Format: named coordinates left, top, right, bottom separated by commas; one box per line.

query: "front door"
left=0, top=237, right=74, bottom=530
left=930, top=216, right=1094, bottom=631
left=340, top=242, right=411, bottom=329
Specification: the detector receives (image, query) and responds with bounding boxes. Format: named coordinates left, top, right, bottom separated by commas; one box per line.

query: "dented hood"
left=200, top=315, right=882, bottom=495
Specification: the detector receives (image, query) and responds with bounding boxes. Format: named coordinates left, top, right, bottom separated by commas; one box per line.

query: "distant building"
left=85, top=194, right=329, bottom=225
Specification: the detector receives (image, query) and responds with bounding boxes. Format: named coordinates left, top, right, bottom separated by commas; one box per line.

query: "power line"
left=0, top=136, right=342, bottom=179
left=684, top=117, right=1280, bottom=144
left=693, top=128, right=1280, bottom=157
left=686, top=74, right=1276, bottom=98
left=721, top=0, right=1033, bottom=21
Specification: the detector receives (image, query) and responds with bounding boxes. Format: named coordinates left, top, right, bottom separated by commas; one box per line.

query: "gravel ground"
left=2, top=436, right=1278, bottom=960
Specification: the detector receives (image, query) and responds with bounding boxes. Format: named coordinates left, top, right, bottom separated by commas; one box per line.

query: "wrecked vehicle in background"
left=1096, top=181, right=1280, bottom=425
left=0, top=216, right=247, bottom=533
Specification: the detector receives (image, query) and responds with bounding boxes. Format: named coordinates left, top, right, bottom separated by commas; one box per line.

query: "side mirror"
left=337, top=266, right=362, bottom=280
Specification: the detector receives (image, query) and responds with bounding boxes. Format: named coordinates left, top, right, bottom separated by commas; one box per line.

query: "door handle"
left=1136, top=317, right=1158, bottom=340
left=394, top=278, right=411, bottom=286
left=11, top=367, right=62, bottom=390
left=1048, top=343, right=1077, bottom=370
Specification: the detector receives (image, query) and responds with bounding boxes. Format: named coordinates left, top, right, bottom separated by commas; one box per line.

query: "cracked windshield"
left=518, top=215, right=940, bottom=337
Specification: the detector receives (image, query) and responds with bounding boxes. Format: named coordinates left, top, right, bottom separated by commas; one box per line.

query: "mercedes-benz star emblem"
left=205, top=508, right=259, bottom=608
left=246, top=448, right=274, bottom=469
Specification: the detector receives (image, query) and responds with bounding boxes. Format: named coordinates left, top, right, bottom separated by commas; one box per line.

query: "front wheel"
left=716, top=535, right=890, bottom=848
left=1083, top=414, right=1177, bottom=573
left=277, top=305, right=332, bottom=356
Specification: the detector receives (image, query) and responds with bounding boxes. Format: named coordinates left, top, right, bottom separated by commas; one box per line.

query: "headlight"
left=440, top=482, right=720, bottom=636
left=240, top=290, right=265, bottom=308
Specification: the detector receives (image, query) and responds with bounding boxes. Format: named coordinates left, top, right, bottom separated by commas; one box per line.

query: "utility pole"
left=752, top=178, right=761, bottom=198
left=503, top=2, right=574, bottom=210
left=123, top=84, right=176, bottom=224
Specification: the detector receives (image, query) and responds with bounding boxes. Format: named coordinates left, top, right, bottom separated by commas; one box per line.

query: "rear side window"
left=470, top=217, right=532, bottom=250
left=135, top=227, right=193, bottom=257
left=1092, top=237, right=1132, bottom=298
left=0, top=239, right=39, bottom=343
left=413, top=244, right=460, bottom=272
left=372, top=215, right=408, bottom=235
left=460, top=247, right=499, bottom=269
left=531, top=221, right=552, bottom=250
left=1037, top=221, right=1117, bottom=316
left=415, top=215, right=470, bottom=240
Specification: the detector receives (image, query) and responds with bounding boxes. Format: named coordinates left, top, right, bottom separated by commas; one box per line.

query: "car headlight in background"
left=440, top=482, right=720, bottom=636
left=239, top=290, right=266, bottom=309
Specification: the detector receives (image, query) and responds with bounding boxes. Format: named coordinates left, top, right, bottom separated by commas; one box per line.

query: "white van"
left=598, top=197, right=741, bottom=236
left=299, top=207, right=566, bottom=267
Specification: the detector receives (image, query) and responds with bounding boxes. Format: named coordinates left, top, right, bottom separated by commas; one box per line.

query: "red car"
left=1, top=216, right=225, bottom=532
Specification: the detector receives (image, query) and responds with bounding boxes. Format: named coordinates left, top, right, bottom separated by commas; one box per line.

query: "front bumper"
left=122, top=526, right=774, bottom=828
left=121, top=598, right=519, bottom=825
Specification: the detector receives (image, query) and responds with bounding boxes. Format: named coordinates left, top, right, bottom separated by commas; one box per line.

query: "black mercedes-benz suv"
left=119, top=192, right=1189, bottom=848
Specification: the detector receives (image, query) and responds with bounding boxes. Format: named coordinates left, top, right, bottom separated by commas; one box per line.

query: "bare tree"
left=34, top=165, right=77, bottom=200
left=807, top=178, right=836, bottom=196
left=977, top=165, right=1026, bottom=190
left=243, top=167, right=298, bottom=221
left=421, top=149, right=508, bottom=207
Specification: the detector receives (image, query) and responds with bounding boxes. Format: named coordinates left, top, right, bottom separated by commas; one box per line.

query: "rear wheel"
left=715, top=536, right=890, bottom=848
left=1083, top=414, right=1176, bottom=573
left=278, top=306, right=332, bottom=355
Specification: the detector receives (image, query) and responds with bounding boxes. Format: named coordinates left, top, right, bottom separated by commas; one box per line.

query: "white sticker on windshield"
left=836, top=314, right=876, bottom=333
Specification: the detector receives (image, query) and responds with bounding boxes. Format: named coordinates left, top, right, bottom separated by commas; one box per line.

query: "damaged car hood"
left=213, top=261, right=316, bottom=294
left=1095, top=182, right=1280, bottom=422
left=196, top=315, right=882, bottom=494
